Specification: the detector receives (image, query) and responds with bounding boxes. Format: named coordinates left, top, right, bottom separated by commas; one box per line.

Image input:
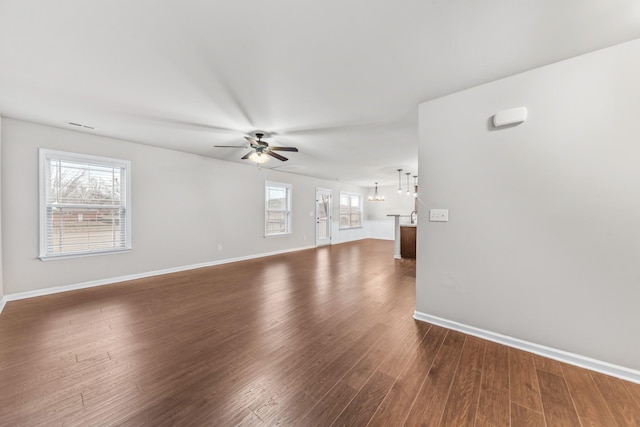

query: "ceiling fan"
left=215, top=132, right=298, bottom=164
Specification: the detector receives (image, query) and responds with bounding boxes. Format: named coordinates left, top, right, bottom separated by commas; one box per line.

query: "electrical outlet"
left=217, top=244, right=223, bottom=251
left=429, top=209, right=449, bottom=222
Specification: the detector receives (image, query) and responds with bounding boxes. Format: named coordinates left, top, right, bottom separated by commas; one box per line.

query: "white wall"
left=1, top=118, right=370, bottom=295
left=0, top=115, right=4, bottom=303
left=417, top=39, right=640, bottom=371
left=365, top=184, right=418, bottom=240
left=366, top=184, right=417, bottom=220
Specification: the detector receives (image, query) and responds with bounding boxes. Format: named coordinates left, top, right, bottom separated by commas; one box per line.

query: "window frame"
left=39, top=148, right=132, bottom=260
left=339, top=191, right=363, bottom=229
left=264, top=181, right=292, bottom=237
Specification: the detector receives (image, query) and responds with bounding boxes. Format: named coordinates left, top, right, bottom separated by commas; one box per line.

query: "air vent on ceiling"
left=67, top=122, right=95, bottom=130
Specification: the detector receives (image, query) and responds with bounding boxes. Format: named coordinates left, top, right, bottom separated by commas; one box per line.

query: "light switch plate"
left=429, top=209, right=449, bottom=222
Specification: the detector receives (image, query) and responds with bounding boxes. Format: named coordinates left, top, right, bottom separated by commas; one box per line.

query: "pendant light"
left=413, top=175, right=418, bottom=198
left=405, top=172, right=411, bottom=196
left=368, top=182, right=385, bottom=201
left=397, top=169, right=403, bottom=194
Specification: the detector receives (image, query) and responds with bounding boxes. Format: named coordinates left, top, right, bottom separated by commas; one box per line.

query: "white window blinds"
left=39, top=149, right=131, bottom=259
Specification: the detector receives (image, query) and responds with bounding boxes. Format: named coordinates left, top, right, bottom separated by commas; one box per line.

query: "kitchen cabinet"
left=400, top=225, right=416, bottom=259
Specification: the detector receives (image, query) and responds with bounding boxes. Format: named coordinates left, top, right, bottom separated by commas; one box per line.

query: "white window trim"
left=39, top=148, right=132, bottom=260
left=264, top=180, right=292, bottom=237
left=339, top=191, right=363, bottom=230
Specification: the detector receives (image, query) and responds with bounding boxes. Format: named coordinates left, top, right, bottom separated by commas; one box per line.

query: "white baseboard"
left=413, top=310, right=640, bottom=385
left=0, top=245, right=316, bottom=312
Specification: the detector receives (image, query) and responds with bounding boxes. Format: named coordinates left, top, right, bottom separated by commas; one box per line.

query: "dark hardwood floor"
left=1, top=239, right=639, bottom=426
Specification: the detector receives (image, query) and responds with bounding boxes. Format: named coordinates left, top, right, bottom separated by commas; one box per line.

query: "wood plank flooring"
left=1, top=239, right=639, bottom=426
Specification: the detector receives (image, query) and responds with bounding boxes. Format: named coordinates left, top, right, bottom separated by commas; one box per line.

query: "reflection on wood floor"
left=1, top=239, right=639, bottom=425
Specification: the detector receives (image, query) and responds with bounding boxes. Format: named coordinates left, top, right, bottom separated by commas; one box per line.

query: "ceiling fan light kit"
left=215, top=131, right=299, bottom=165
left=249, top=151, right=270, bottom=164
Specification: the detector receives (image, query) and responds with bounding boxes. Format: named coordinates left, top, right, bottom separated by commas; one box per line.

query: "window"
left=340, top=192, right=362, bottom=229
left=265, top=181, right=292, bottom=236
left=39, top=149, right=131, bottom=259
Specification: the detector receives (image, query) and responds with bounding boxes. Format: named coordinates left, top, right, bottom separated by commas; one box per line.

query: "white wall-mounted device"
left=493, top=106, right=527, bottom=127
left=429, top=209, right=449, bottom=222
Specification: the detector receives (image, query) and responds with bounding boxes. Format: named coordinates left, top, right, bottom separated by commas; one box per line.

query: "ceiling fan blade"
left=241, top=151, right=253, bottom=160
left=244, top=136, right=260, bottom=147
left=267, top=151, right=288, bottom=161
left=215, top=145, right=246, bottom=148
left=270, top=147, right=299, bottom=152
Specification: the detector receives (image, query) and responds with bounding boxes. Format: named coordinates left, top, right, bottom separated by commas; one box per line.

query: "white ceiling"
left=1, top=1, right=639, bottom=187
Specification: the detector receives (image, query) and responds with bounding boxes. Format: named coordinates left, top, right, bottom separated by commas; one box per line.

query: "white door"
left=316, top=188, right=332, bottom=246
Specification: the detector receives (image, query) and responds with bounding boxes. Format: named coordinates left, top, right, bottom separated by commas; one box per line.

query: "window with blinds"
left=339, top=192, right=362, bottom=229
left=39, top=149, right=131, bottom=259
left=265, top=181, right=292, bottom=237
